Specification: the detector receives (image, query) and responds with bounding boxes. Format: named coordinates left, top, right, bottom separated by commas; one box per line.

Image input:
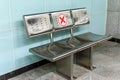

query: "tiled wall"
left=0, top=0, right=107, bottom=75
left=90, top=0, right=107, bottom=35
left=106, top=0, right=120, bottom=36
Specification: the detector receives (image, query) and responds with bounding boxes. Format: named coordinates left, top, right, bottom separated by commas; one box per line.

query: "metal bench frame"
left=23, top=8, right=112, bottom=80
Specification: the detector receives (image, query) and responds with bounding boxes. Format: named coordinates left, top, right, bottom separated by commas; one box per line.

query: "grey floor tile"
left=73, top=64, right=90, bottom=78
left=40, top=72, right=67, bottom=80
left=93, top=52, right=120, bottom=68
left=94, top=41, right=120, bottom=58
left=93, top=66, right=120, bottom=80
left=9, top=63, right=56, bottom=80
left=77, top=72, right=107, bottom=80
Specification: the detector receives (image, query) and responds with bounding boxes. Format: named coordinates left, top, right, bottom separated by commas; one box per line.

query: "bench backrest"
left=71, top=8, right=89, bottom=26
left=51, top=10, right=73, bottom=30
left=23, top=8, right=89, bottom=38
left=23, top=13, right=52, bottom=37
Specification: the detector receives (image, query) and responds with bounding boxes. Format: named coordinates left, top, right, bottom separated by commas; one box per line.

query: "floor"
left=9, top=41, right=120, bottom=80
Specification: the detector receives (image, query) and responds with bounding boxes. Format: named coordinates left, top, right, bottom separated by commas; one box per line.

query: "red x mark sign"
left=59, top=16, right=65, bottom=24
left=58, top=14, right=67, bottom=26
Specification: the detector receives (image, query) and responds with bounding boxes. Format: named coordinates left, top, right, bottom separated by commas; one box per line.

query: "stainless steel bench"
left=23, top=8, right=112, bottom=80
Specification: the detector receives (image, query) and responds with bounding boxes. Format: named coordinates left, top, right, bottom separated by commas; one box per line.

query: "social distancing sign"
left=58, top=14, right=67, bottom=27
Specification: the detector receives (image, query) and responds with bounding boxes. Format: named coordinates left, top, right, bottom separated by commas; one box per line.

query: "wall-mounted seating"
left=23, top=8, right=112, bottom=80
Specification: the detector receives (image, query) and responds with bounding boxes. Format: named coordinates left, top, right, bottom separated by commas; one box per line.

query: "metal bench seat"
left=29, top=32, right=112, bottom=62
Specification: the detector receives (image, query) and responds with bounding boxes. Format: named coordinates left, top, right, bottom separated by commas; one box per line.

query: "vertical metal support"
left=48, top=32, right=56, bottom=56
left=67, top=28, right=75, bottom=48
left=56, top=54, right=74, bottom=80
left=88, top=47, right=93, bottom=70
left=74, top=47, right=94, bottom=70
left=50, top=32, right=54, bottom=43
left=70, top=28, right=74, bottom=38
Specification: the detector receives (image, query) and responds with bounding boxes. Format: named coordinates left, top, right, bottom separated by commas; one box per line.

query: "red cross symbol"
left=58, top=14, right=67, bottom=27
left=59, top=16, right=65, bottom=24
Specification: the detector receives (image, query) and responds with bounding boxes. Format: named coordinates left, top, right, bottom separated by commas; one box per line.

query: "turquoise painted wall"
left=0, top=0, right=107, bottom=75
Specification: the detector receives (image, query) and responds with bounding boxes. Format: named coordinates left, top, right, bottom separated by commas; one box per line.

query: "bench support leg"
left=74, top=47, right=95, bottom=70
left=56, top=54, right=74, bottom=80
